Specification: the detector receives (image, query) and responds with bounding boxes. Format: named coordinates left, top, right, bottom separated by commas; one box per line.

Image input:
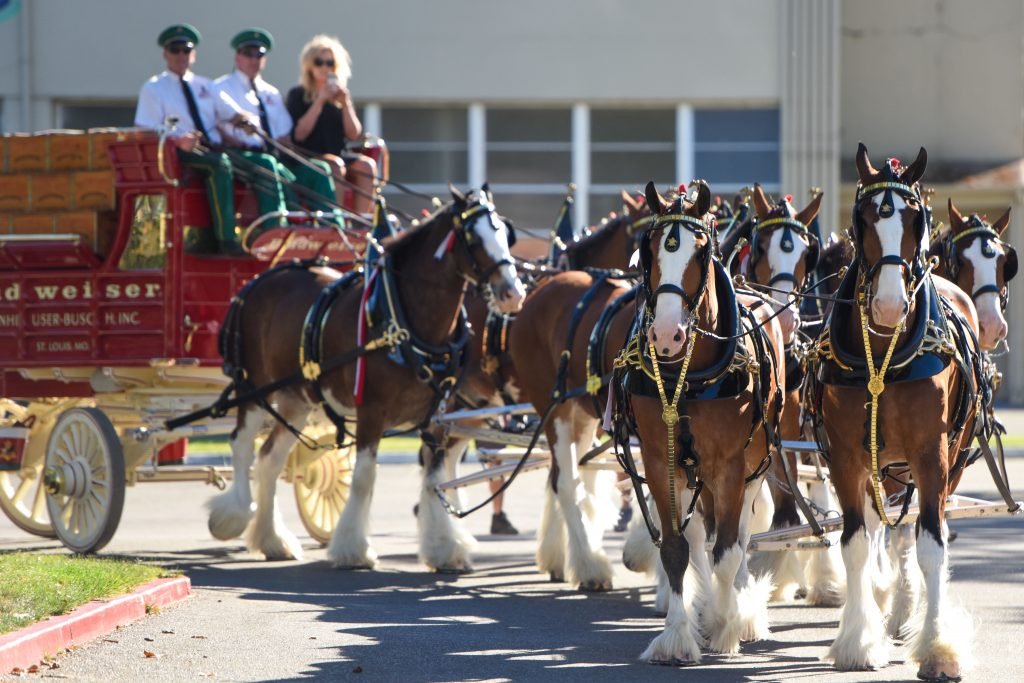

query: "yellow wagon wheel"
left=291, top=441, right=354, bottom=545
left=0, top=407, right=57, bottom=538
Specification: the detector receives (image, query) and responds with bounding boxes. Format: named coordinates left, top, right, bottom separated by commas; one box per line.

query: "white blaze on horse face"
left=474, top=211, right=526, bottom=312
left=963, top=238, right=1008, bottom=349
left=870, top=194, right=911, bottom=328
left=766, top=228, right=804, bottom=343
left=650, top=228, right=698, bottom=358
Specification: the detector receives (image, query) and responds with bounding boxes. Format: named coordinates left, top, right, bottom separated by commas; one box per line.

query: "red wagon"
left=0, top=128, right=384, bottom=552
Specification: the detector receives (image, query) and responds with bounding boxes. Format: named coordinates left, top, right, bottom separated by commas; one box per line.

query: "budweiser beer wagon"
left=0, top=127, right=384, bottom=552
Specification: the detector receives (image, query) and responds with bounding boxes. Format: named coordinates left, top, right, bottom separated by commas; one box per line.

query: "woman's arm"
left=337, top=86, right=363, bottom=141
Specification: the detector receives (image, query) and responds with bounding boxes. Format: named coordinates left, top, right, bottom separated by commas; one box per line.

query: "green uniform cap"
left=231, top=28, right=273, bottom=54
left=158, top=23, right=201, bottom=48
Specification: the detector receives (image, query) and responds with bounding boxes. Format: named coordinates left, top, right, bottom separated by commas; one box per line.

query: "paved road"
left=2, top=449, right=1023, bottom=682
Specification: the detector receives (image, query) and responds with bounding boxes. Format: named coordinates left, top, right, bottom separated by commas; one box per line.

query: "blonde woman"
left=286, top=35, right=376, bottom=215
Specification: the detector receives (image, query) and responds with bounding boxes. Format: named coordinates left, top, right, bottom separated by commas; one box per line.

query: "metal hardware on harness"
left=648, top=330, right=697, bottom=537
left=859, top=294, right=907, bottom=528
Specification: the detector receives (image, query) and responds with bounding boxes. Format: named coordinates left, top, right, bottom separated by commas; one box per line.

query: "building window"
left=694, top=108, right=780, bottom=192
left=59, top=103, right=136, bottom=130
left=380, top=106, right=467, bottom=218
left=589, top=107, right=676, bottom=221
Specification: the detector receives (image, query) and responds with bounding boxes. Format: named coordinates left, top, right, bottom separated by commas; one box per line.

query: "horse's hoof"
left=549, top=572, right=565, bottom=583
left=332, top=562, right=375, bottom=570
left=917, top=662, right=962, bottom=682
left=794, top=586, right=809, bottom=600
left=435, top=563, right=474, bottom=575
left=578, top=578, right=613, bottom=592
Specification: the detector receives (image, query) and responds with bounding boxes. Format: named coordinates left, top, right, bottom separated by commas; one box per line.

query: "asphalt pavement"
left=2, top=419, right=1024, bottom=682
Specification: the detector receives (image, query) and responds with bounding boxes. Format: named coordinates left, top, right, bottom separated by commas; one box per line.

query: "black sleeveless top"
left=285, top=85, right=347, bottom=156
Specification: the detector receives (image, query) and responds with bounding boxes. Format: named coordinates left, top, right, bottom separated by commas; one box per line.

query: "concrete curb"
left=0, top=576, right=191, bottom=673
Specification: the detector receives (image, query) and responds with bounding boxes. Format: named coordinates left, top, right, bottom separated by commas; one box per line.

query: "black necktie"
left=180, top=77, right=209, bottom=143
left=251, top=79, right=271, bottom=137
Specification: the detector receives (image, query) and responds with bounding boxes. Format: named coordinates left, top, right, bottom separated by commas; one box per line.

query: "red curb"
left=0, top=575, right=191, bottom=673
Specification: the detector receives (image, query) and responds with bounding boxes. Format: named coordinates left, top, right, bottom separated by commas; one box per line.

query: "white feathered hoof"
left=826, top=631, right=890, bottom=671
left=206, top=491, right=254, bottom=541
left=578, top=577, right=613, bottom=592
left=328, top=531, right=378, bottom=569
left=246, top=523, right=304, bottom=562
left=917, top=655, right=962, bottom=682
left=640, top=628, right=703, bottom=666
left=806, top=581, right=845, bottom=607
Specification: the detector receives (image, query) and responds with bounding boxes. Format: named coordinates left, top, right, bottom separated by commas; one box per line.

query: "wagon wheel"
left=0, top=448, right=55, bottom=538
left=43, top=407, right=125, bottom=554
left=0, top=410, right=56, bottom=537
left=291, top=442, right=354, bottom=545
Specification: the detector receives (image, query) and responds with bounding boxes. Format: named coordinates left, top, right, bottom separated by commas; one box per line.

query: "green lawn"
left=0, top=553, right=172, bottom=635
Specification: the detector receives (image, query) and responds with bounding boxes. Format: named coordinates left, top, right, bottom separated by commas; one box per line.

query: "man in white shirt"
left=215, top=28, right=339, bottom=229
left=134, top=24, right=244, bottom=254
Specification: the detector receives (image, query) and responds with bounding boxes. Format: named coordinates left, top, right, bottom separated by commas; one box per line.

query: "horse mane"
left=379, top=196, right=471, bottom=254
left=817, top=233, right=855, bottom=275
left=564, top=213, right=628, bottom=253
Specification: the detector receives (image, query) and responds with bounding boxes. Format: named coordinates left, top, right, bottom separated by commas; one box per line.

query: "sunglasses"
left=313, top=58, right=335, bottom=68
left=238, top=47, right=266, bottom=58
left=167, top=44, right=193, bottom=55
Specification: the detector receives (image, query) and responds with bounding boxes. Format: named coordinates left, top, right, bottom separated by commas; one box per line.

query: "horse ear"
left=481, top=181, right=492, bottom=202
left=693, top=181, right=712, bottom=217
left=992, top=207, right=1012, bottom=237
left=902, top=147, right=928, bottom=186
left=449, top=183, right=466, bottom=204
left=795, top=191, right=823, bottom=227
left=947, top=198, right=965, bottom=233
left=752, top=183, right=771, bottom=220
left=644, top=181, right=666, bottom=214
left=855, top=142, right=877, bottom=182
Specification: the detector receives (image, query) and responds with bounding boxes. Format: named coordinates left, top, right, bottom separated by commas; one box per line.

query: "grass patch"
left=0, top=553, right=172, bottom=635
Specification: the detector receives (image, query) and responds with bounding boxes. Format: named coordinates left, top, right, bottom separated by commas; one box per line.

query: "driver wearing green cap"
left=214, top=28, right=339, bottom=229
left=134, top=23, right=245, bottom=255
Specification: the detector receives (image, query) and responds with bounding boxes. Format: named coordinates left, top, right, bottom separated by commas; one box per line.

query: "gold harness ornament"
left=647, top=330, right=698, bottom=536
left=858, top=294, right=906, bottom=528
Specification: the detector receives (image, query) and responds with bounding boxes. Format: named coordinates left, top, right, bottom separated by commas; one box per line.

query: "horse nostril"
left=661, top=346, right=670, bottom=355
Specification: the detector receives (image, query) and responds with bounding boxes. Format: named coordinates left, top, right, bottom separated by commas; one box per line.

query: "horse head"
left=447, top=184, right=526, bottom=314
left=852, top=143, right=929, bottom=329
left=749, top=183, right=822, bottom=343
left=641, top=179, right=714, bottom=359
left=944, top=199, right=1016, bottom=349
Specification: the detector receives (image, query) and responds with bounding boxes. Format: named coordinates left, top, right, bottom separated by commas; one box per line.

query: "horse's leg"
left=683, top=505, right=712, bottom=641
left=418, top=431, right=476, bottom=573
left=536, top=465, right=566, bottom=582
left=732, top=476, right=772, bottom=642
left=327, top=415, right=382, bottom=569
left=551, top=405, right=613, bottom=591
left=207, top=404, right=261, bottom=540
left=575, top=419, right=617, bottom=540
left=622, top=492, right=660, bottom=575
left=804, top=470, right=846, bottom=606
left=640, top=488, right=702, bottom=664
left=748, top=474, right=806, bottom=602
left=246, top=402, right=311, bottom=560
left=827, top=490, right=891, bottom=670
left=887, top=521, right=921, bottom=639
left=911, top=457, right=969, bottom=682
left=706, top=466, right=753, bottom=654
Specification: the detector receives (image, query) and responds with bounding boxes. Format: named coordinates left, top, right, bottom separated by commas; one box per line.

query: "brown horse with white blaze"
left=809, top=145, right=980, bottom=680
left=612, top=181, right=786, bottom=662
left=206, top=187, right=525, bottom=568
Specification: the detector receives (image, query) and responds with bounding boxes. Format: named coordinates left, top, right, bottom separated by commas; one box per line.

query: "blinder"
left=640, top=211, right=713, bottom=313
left=852, top=175, right=929, bottom=286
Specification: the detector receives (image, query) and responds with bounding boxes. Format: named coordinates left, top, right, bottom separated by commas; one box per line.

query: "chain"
left=859, top=296, right=906, bottom=528
left=647, top=329, right=698, bottom=536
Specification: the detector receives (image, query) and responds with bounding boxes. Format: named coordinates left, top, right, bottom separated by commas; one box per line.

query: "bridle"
left=641, top=210, right=714, bottom=318
left=747, top=209, right=819, bottom=290
left=450, top=199, right=517, bottom=291
left=943, top=216, right=1017, bottom=311
left=852, top=176, right=929, bottom=298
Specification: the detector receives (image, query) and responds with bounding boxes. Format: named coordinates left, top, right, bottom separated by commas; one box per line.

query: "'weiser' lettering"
left=0, top=281, right=162, bottom=302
